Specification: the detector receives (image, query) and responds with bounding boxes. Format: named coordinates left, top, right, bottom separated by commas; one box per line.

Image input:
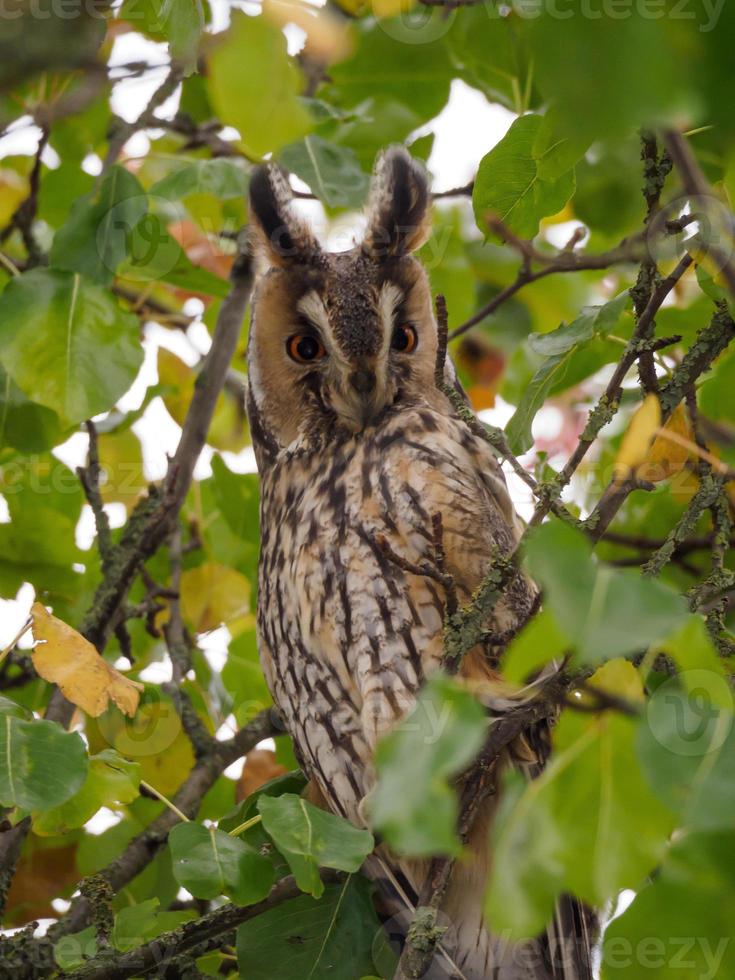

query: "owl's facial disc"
left=247, top=146, right=439, bottom=450
left=288, top=277, right=425, bottom=434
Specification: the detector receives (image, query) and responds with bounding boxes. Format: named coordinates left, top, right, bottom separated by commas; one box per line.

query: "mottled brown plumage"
left=246, top=148, right=593, bottom=979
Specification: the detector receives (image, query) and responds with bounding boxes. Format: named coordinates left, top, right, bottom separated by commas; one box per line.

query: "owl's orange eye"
left=391, top=323, right=417, bottom=353
left=287, top=333, right=327, bottom=364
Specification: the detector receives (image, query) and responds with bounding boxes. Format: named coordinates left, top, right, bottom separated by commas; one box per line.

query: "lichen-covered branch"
left=7, top=709, right=280, bottom=979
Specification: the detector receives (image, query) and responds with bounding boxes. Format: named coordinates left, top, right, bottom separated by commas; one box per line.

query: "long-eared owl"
left=245, top=148, right=593, bottom=980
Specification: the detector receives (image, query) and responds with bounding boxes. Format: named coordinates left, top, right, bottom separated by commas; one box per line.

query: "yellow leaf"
left=179, top=562, right=252, bottom=634
left=89, top=696, right=196, bottom=797
left=31, top=603, right=143, bottom=718
left=370, top=0, right=415, bottom=18
left=158, top=349, right=249, bottom=453
left=98, top=428, right=146, bottom=514
left=586, top=659, right=645, bottom=704
left=613, top=393, right=661, bottom=483
left=0, top=168, right=29, bottom=226
left=263, top=0, right=352, bottom=62
left=638, top=403, right=694, bottom=483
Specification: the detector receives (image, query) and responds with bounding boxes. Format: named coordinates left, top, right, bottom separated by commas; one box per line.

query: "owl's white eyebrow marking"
left=378, top=282, right=403, bottom=359
left=297, top=291, right=331, bottom=338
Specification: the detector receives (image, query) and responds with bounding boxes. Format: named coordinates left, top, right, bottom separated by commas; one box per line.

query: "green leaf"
left=38, top=161, right=95, bottom=229
left=419, top=207, right=476, bottom=329
left=700, top=346, right=735, bottom=422
left=328, top=19, right=452, bottom=125
left=207, top=12, right=312, bottom=159
left=601, top=831, right=735, bottom=979
left=279, top=135, right=368, bottom=209
left=164, top=0, right=204, bottom=74
left=236, top=875, right=390, bottom=980
left=33, top=749, right=140, bottom=836
left=0, top=269, right=143, bottom=426
left=0, top=696, right=29, bottom=719
left=473, top=115, right=575, bottom=240
left=487, top=661, right=676, bottom=939
left=323, top=96, right=424, bottom=173
left=120, top=0, right=204, bottom=74
left=210, top=454, right=260, bottom=542
left=220, top=770, right=308, bottom=837
left=502, top=607, right=568, bottom=685
left=221, top=629, right=272, bottom=716
left=574, top=137, right=646, bottom=237
left=53, top=927, right=97, bottom=971
left=368, top=674, right=486, bottom=857
left=659, top=617, right=730, bottom=689
left=529, top=291, right=631, bottom=356
left=50, top=166, right=148, bottom=285
left=506, top=292, right=631, bottom=451
left=168, top=821, right=275, bottom=905
left=112, top=898, right=159, bottom=952
left=523, top=519, right=689, bottom=665
left=532, top=105, right=591, bottom=181
left=0, top=363, right=63, bottom=453
left=151, top=158, right=249, bottom=202
left=504, top=347, right=576, bottom=454
left=525, top=5, right=686, bottom=144
left=446, top=5, right=533, bottom=114
left=637, top=678, right=735, bottom=832
left=258, top=793, right=374, bottom=899
left=220, top=771, right=307, bottom=880
left=0, top=711, right=88, bottom=811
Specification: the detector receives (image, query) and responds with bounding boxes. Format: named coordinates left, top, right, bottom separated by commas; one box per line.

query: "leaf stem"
left=139, top=780, right=190, bottom=824
left=0, top=616, right=33, bottom=667
left=227, top=814, right=262, bottom=837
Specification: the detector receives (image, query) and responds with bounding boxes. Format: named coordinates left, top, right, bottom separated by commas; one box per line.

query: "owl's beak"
left=333, top=364, right=386, bottom=432
left=348, top=368, right=376, bottom=396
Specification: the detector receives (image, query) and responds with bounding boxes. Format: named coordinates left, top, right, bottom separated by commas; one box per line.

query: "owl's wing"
left=355, top=408, right=595, bottom=979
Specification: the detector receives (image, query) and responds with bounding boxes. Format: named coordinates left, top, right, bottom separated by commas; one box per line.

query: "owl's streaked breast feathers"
left=245, top=147, right=593, bottom=980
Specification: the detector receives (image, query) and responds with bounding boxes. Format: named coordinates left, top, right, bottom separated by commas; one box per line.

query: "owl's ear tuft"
left=362, top=146, right=430, bottom=259
left=249, top=164, right=321, bottom=268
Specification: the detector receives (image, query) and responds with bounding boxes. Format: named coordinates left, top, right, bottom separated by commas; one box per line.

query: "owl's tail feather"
left=363, top=712, right=595, bottom=980
left=365, top=820, right=595, bottom=980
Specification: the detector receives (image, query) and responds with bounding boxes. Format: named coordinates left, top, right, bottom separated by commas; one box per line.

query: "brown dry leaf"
left=168, top=219, right=233, bottom=282
left=31, top=603, right=143, bottom=718
left=5, top=840, right=78, bottom=925
left=456, top=338, right=505, bottom=412
left=467, top=385, right=496, bottom=411
left=613, top=393, right=661, bottom=483
left=638, top=403, right=695, bottom=483
left=237, top=749, right=288, bottom=802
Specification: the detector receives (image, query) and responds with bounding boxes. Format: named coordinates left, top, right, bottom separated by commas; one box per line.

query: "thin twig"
left=76, top=421, right=113, bottom=571
left=0, top=126, right=48, bottom=263
left=100, top=65, right=183, bottom=176
left=450, top=230, right=650, bottom=340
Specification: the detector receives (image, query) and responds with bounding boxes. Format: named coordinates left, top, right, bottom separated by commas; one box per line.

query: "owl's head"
left=246, top=147, right=441, bottom=451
